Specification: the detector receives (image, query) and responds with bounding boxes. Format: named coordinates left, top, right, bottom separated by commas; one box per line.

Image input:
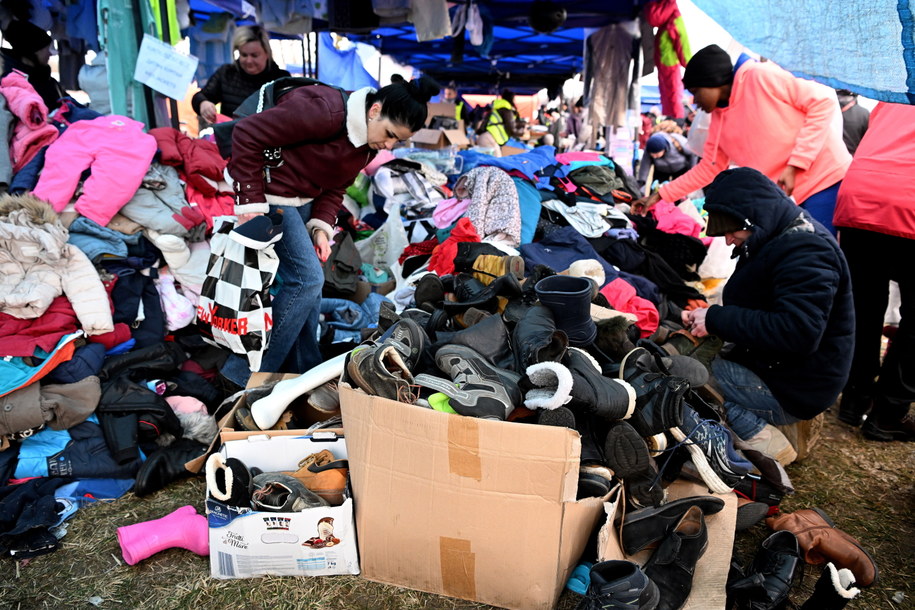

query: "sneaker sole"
left=735, top=501, right=769, bottom=531
left=604, top=422, right=653, bottom=479
left=669, top=425, right=734, bottom=494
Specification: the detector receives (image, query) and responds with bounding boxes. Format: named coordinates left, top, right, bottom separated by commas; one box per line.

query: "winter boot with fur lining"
left=206, top=454, right=255, bottom=507
left=800, top=562, right=860, bottom=609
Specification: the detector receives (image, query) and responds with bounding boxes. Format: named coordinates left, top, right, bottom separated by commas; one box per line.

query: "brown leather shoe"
left=285, top=450, right=349, bottom=506
left=766, top=508, right=878, bottom=587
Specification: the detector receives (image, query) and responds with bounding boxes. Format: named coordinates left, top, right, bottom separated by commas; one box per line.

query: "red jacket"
left=833, top=102, right=915, bottom=240
left=150, top=127, right=226, bottom=197
left=228, top=85, right=376, bottom=236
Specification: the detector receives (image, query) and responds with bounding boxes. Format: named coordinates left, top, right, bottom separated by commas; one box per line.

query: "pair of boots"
left=579, top=506, right=709, bottom=610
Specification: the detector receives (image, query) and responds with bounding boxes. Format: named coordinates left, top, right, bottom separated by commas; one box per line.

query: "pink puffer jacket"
left=0, top=70, right=59, bottom=172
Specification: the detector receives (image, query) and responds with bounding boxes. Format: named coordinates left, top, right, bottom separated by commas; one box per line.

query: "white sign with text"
left=133, top=34, right=199, bottom=100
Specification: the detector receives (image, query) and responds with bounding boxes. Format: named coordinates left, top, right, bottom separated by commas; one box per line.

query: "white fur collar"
left=346, top=87, right=375, bottom=148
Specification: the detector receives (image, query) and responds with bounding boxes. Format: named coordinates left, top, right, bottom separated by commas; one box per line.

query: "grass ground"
left=1, top=408, right=912, bottom=610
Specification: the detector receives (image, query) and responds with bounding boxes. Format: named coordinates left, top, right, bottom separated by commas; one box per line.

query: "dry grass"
left=1, top=409, right=912, bottom=610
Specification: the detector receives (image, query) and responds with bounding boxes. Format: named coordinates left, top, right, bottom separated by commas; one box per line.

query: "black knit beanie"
left=2, top=20, right=52, bottom=56
left=682, top=44, right=733, bottom=89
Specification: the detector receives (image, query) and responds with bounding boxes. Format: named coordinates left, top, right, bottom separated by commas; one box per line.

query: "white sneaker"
left=744, top=424, right=798, bottom=466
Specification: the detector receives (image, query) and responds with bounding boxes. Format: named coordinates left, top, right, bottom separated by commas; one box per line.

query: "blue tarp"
left=694, top=0, right=915, bottom=104
left=317, top=32, right=379, bottom=90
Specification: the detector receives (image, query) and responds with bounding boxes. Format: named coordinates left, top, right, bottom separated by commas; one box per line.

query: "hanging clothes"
left=583, top=22, right=638, bottom=136
left=644, top=0, right=692, bottom=119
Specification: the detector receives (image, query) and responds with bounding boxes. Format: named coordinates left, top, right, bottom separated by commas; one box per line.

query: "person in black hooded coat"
left=682, top=167, right=854, bottom=448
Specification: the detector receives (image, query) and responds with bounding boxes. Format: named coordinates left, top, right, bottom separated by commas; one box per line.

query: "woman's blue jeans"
left=711, top=357, right=799, bottom=440
left=221, top=204, right=324, bottom=387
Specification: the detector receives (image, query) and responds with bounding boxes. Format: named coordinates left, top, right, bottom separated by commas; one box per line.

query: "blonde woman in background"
left=192, top=25, right=290, bottom=124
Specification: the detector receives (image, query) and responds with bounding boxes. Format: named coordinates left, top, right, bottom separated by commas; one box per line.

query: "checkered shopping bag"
left=196, top=216, right=281, bottom=371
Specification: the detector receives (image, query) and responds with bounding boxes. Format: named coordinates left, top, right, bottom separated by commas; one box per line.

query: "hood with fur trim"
left=0, top=193, right=114, bottom=334
left=0, top=193, right=67, bottom=264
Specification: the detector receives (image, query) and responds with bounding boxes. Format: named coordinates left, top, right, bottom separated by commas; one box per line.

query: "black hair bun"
left=390, top=73, right=406, bottom=85
left=409, top=75, right=441, bottom=104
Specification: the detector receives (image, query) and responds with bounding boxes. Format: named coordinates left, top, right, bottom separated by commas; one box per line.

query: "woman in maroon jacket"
left=220, top=76, right=439, bottom=387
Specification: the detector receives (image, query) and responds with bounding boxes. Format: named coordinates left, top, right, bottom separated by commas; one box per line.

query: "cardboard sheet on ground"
left=597, top=479, right=736, bottom=610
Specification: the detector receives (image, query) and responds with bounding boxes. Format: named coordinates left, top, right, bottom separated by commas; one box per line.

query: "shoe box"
left=185, top=372, right=339, bottom=475
left=338, top=383, right=609, bottom=610
left=206, top=429, right=360, bottom=579
left=596, top=479, right=737, bottom=609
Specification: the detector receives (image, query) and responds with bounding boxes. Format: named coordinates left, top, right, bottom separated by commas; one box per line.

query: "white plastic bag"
left=196, top=217, right=280, bottom=371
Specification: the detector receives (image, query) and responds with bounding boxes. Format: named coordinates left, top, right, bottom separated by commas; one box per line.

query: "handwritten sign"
left=133, top=34, right=199, bottom=100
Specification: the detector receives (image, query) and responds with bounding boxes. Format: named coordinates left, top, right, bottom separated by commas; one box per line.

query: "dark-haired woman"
left=220, top=76, right=440, bottom=386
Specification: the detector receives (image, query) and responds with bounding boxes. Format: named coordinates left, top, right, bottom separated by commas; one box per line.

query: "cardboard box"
left=426, top=101, right=458, bottom=126
left=339, top=384, right=607, bottom=610
left=185, top=372, right=335, bottom=474
left=207, top=429, right=360, bottom=579
left=596, top=479, right=736, bottom=610
left=411, top=127, right=470, bottom=150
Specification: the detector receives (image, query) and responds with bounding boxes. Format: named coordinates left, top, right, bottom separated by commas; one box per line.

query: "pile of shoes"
left=205, top=449, right=350, bottom=511
left=341, top=253, right=761, bottom=510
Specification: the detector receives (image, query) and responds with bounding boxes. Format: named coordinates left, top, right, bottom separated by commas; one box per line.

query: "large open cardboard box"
left=339, top=384, right=608, bottom=610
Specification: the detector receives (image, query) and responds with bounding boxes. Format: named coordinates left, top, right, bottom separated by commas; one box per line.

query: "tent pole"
left=157, top=0, right=180, bottom=129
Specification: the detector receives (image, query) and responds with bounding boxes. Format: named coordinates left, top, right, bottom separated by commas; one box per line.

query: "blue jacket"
left=704, top=168, right=854, bottom=419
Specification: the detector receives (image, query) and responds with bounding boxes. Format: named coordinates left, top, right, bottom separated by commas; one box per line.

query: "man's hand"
left=777, top=165, right=798, bottom=196
left=631, top=191, right=661, bottom=216
left=199, top=101, right=218, bottom=124
left=313, top=230, right=332, bottom=262
left=681, top=308, right=710, bottom=338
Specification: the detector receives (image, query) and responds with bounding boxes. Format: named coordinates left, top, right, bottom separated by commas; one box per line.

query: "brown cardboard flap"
left=426, top=101, right=457, bottom=124
left=411, top=128, right=444, bottom=146
left=339, top=384, right=602, bottom=609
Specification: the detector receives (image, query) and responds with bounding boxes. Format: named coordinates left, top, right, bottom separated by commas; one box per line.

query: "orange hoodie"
left=659, top=60, right=851, bottom=205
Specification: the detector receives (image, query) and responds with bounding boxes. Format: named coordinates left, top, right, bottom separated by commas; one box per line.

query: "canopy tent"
left=185, top=0, right=655, bottom=94
left=692, top=0, right=915, bottom=104
left=348, top=1, right=655, bottom=94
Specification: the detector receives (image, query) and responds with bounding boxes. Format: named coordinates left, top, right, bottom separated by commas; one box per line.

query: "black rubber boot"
left=535, top=274, right=597, bottom=347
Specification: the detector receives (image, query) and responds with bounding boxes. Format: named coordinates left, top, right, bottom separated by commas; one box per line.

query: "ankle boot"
left=117, top=505, right=209, bottom=565
left=800, top=562, right=860, bottom=609
left=471, top=254, right=525, bottom=285
left=729, top=530, right=802, bottom=609
left=535, top=275, right=597, bottom=347
left=644, top=505, right=708, bottom=610
left=512, top=303, right=568, bottom=371
left=206, top=453, right=254, bottom=506
left=563, top=347, right=636, bottom=421
left=766, top=508, right=878, bottom=587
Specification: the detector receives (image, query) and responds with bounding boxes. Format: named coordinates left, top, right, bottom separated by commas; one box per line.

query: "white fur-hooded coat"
left=0, top=193, right=114, bottom=335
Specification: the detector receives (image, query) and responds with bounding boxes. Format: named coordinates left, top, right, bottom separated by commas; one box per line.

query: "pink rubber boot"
left=117, top=505, right=209, bottom=565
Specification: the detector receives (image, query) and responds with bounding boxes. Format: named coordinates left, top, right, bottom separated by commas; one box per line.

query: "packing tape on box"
left=447, top=416, right=482, bottom=480
left=440, top=536, right=476, bottom=599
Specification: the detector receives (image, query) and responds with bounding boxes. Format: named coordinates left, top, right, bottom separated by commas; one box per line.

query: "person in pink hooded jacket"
left=633, top=45, right=851, bottom=235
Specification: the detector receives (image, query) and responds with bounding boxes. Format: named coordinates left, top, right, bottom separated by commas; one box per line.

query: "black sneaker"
left=384, top=318, right=429, bottom=370
left=414, top=345, right=513, bottom=420
left=670, top=405, right=752, bottom=493
left=603, top=420, right=665, bottom=508
left=577, top=560, right=660, bottom=610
